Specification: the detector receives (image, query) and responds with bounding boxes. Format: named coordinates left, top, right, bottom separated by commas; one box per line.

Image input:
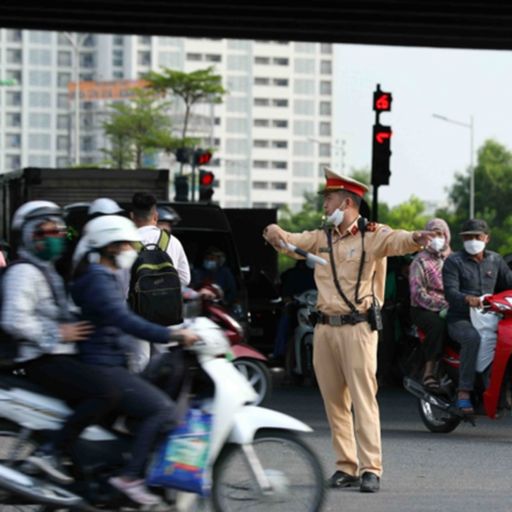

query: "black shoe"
left=360, top=472, right=380, bottom=493
left=26, top=450, right=73, bottom=484
left=326, top=470, right=361, bottom=489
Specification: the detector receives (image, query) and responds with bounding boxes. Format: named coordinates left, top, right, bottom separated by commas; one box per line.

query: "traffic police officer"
left=263, top=169, right=433, bottom=493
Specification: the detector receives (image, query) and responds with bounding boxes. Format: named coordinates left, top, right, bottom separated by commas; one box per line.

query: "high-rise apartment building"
left=0, top=29, right=333, bottom=210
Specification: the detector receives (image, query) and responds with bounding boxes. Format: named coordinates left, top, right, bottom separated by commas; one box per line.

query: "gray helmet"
left=157, top=206, right=181, bottom=226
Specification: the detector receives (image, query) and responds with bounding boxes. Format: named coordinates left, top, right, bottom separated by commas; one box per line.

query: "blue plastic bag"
left=146, top=408, right=212, bottom=495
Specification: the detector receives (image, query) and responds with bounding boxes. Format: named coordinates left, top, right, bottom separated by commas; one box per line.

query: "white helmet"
left=84, top=215, right=140, bottom=249
left=88, top=198, right=123, bottom=217
left=11, top=201, right=63, bottom=231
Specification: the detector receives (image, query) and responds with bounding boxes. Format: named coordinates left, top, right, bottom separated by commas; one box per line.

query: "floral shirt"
left=409, top=249, right=448, bottom=312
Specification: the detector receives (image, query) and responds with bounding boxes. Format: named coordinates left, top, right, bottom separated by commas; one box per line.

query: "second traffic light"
left=199, top=170, right=215, bottom=202
left=371, top=124, right=392, bottom=186
left=194, top=148, right=212, bottom=167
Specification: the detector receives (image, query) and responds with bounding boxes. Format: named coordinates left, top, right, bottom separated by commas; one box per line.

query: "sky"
left=333, top=44, right=512, bottom=207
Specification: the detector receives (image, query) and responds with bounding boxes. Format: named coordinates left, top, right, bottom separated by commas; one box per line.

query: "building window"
left=293, top=161, right=314, bottom=177
left=6, top=113, right=21, bottom=128
left=320, top=122, right=331, bottom=136
left=254, top=77, right=270, bottom=86
left=6, top=30, right=22, bottom=43
left=226, top=138, right=248, bottom=154
left=113, top=35, right=124, bottom=45
left=321, top=43, right=333, bottom=54
left=272, top=99, right=288, bottom=107
left=295, top=42, right=315, bottom=53
left=254, top=119, right=269, bottom=127
left=28, top=154, right=51, bottom=167
left=7, top=49, right=22, bottom=64
left=294, top=100, right=315, bottom=116
left=83, top=35, right=96, bottom=47
left=29, top=113, right=51, bottom=129
left=293, top=140, right=314, bottom=156
left=5, top=133, right=21, bottom=149
left=321, top=60, right=332, bottom=74
left=319, top=143, right=331, bottom=157
left=294, top=79, right=315, bottom=95
left=273, top=78, right=288, bottom=87
left=57, top=114, right=68, bottom=130
left=186, top=53, right=202, bottom=61
left=254, top=56, right=270, bottom=65
left=81, top=136, right=94, bottom=151
left=113, top=70, right=124, bottom=79
left=30, top=70, right=51, bottom=87
left=6, top=91, right=22, bottom=106
left=227, top=97, right=247, bottom=112
left=80, top=53, right=95, bottom=68
left=226, top=118, right=248, bottom=133
left=57, top=72, right=71, bottom=88
left=137, top=52, right=151, bottom=66
left=294, top=58, right=315, bottom=74
left=293, top=120, right=314, bottom=136
left=5, top=155, right=21, bottom=170
left=271, top=182, right=287, bottom=190
left=56, top=157, right=69, bottom=167
left=57, top=93, right=69, bottom=109
left=227, top=75, right=249, bottom=92
left=214, top=117, right=221, bottom=125
left=113, top=49, right=124, bottom=67
left=205, top=54, right=221, bottom=62
left=29, top=91, right=51, bottom=108
left=252, top=182, right=269, bottom=190
left=227, top=54, right=249, bottom=70
left=254, top=140, right=269, bottom=148
left=320, top=101, right=332, bottom=116
left=159, top=51, right=180, bottom=67
left=5, top=69, right=22, bottom=85
left=272, top=161, right=288, bottom=169
left=272, top=140, right=288, bottom=149
left=293, top=182, right=313, bottom=197
left=320, top=81, right=332, bottom=95
left=138, top=35, right=151, bottom=45
left=254, top=98, right=270, bottom=107
left=29, top=133, right=51, bottom=150
left=80, top=72, right=95, bottom=81
left=58, top=51, right=72, bottom=67
left=29, top=31, right=51, bottom=44
left=253, top=160, right=269, bottom=168
left=273, top=57, right=289, bottom=66
left=272, top=120, right=288, bottom=128
left=57, top=135, right=69, bottom=150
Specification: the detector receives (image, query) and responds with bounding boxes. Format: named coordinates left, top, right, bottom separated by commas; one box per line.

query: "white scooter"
left=0, top=317, right=325, bottom=511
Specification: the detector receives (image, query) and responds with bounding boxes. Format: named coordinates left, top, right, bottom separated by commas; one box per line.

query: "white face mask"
left=115, top=249, right=138, bottom=269
left=327, top=201, right=348, bottom=227
left=464, top=239, right=486, bottom=255
left=429, top=236, right=445, bottom=252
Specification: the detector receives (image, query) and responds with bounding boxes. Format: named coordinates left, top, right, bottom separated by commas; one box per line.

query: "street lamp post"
left=63, top=32, right=87, bottom=166
left=432, top=113, right=475, bottom=218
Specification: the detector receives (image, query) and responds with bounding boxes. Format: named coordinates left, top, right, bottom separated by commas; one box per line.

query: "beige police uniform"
left=273, top=218, right=419, bottom=477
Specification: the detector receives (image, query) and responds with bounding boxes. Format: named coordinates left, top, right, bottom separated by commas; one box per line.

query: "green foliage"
left=380, top=196, right=429, bottom=231
left=439, top=139, right=512, bottom=254
left=102, top=89, right=171, bottom=169
left=144, top=66, right=226, bottom=142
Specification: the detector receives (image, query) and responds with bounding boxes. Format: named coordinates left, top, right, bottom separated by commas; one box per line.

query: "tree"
left=102, top=89, right=171, bottom=169
left=144, top=66, right=226, bottom=172
left=380, top=196, right=429, bottom=232
left=441, top=139, right=512, bottom=253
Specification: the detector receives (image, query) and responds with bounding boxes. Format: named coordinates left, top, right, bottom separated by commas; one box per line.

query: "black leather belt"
left=318, top=312, right=368, bottom=326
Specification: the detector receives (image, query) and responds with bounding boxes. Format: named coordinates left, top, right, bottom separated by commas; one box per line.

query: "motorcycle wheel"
left=233, top=358, right=272, bottom=406
left=418, top=399, right=461, bottom=433
left=212, top=430, right=325, bottom=512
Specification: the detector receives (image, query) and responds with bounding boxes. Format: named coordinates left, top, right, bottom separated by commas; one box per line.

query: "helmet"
left=157, top=206, right=181, bottom=226
left=12, top=201, right=63, bottom=231
left=88, top=198, right=124, bottom=217
left=84, top=215, right=140, bottom=249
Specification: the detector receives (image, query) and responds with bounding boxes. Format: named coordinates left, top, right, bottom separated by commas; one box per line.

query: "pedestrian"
left=263, top=169, right=433, bottom=493
left=442, top=218, right=512, bottom=414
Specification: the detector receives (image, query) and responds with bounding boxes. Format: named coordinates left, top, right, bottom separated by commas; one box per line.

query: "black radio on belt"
left=368, top=300, right=383, bottom=331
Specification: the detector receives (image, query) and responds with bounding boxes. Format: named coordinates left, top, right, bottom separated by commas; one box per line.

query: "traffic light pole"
left=372, top=184, right=379, bottom=222
left=191, top=163, right=196, bottom=202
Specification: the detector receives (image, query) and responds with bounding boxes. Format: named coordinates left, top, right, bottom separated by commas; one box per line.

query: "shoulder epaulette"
left=366, top=222, right=378, bottom=232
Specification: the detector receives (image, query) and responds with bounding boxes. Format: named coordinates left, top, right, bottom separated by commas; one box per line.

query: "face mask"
left=203, top=259, right=217, bottom=271
left=429, top=237, right=445, bottom=252
left=114, top=249, right=138, bottom=269
left=327, top=208, right=345, bottom=227
left=464, top=239, right=486, bottom=255
left=34, top=236, right=65, bottom=261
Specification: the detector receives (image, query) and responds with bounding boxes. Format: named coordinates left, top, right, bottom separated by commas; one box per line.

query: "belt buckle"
left=330, top=316, right=342, bottom=327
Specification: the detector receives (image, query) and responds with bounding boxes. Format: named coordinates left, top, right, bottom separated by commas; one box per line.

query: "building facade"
left=0, top=29, right=333, bottom=209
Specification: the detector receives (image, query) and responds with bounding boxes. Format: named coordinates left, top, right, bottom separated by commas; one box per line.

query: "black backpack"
left=129, top=230, right=183, bottom=326
left=0, top=260, right=58, bottom=368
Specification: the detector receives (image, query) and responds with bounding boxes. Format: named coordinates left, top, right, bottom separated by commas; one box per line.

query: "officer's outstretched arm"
left=263, top=224, right=318, bottom=258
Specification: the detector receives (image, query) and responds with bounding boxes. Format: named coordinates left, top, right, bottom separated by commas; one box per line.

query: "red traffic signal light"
left=371, top=124, right=392, bottom=186
left=373, top=85, right=392, bottom=113
left=194, top=149, right=212, bottom=166
left=199, top=170, right=215, bottom=202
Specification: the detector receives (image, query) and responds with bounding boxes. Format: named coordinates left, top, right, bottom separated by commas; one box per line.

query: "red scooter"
left=404, top=290, right=512, bottom=433
left=184, top=286, right=272, bottom=406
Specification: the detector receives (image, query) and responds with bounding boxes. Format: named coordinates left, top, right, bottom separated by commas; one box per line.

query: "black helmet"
left=157, top=206, right=181, bottom=226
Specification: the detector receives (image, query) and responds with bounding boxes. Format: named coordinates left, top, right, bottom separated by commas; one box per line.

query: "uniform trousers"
left=313, top=321, right=381, bottom=477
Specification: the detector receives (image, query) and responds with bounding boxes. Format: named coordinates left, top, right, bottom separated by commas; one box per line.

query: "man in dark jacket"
left=442, top=219, right=512, bottom=414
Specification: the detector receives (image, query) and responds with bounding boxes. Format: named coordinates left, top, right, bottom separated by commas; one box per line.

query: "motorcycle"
left=0, top=317, right=325, bottom=511
left=285, top=290, right=318, bottom=385
left=188, top=286, right=272, bottom=406
left=403, top=290, right=512, bottom=433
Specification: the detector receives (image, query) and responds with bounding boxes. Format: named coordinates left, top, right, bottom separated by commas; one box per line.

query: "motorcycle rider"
left=70, top=215, right=198, bottom=506
left=1, top=201, right=121, bottom=484
left=443, top=219, right=512, bottom=414
left=156, top=205, right=181, bottom=235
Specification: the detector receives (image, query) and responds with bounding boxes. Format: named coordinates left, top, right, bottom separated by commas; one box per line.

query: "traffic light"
left=373, top=89, right=393, bottom=112
left=174, top=175, right=189, bottom=202
left=199, top=170, right=215, bottom=202
left=371, top=124, right=392, bottom=186
left=176, top=147, right=192, bottom=164
left=193, top=148, right=212, bottom=167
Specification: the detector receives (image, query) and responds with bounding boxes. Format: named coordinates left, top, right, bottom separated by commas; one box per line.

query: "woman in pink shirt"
left=409, top=218, right=451, bottom=391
